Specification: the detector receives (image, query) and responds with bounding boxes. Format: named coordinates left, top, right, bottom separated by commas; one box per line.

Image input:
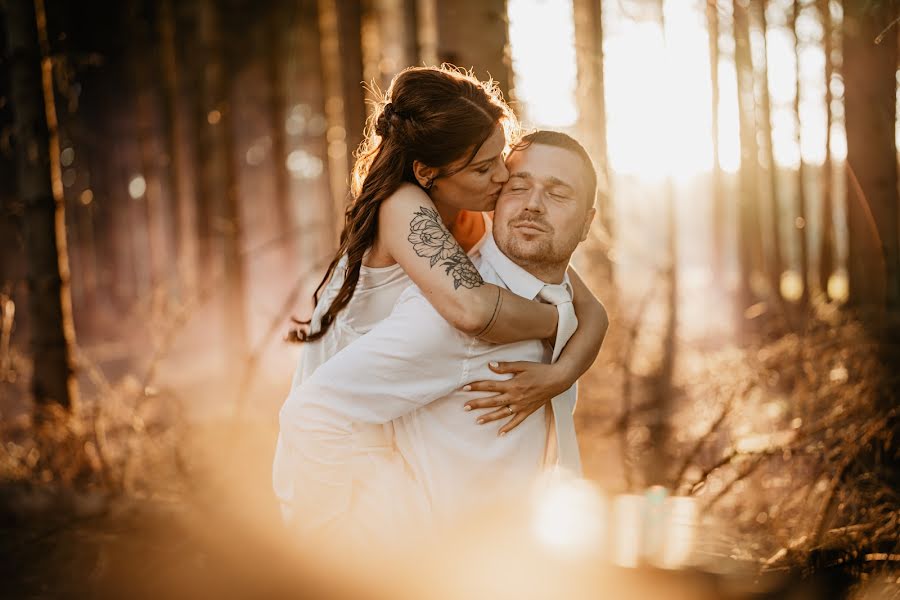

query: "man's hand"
left=462, top=361, right=571, bottom=435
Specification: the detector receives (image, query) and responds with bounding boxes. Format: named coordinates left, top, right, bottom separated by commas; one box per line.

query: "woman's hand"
left=462, top=360, right=574, bottom=435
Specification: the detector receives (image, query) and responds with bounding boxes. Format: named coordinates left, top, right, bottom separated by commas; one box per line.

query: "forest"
left=0, top=0, right=898, bottom=598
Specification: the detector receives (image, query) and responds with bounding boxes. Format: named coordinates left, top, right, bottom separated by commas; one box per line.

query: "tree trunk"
left=197, top=0, right=248, bottom=371
left=5, top=0, right=78, bottom=411
left=843, top=0, right=899, bottom=311
left=193, top=1, right=218, bottom=274
left=817, top=0, right=835, bottom=299
left=318, top=0, right=366, bottom=234
left=646, top=0, right=678, bottom=487
left=791, top=0, right=810, bottom=307
left=158, top=0, right=195, bottom=294
left=434, top=0, right=512, bottom=99
left=733, top=0, right=763, bottom=316
left=335, top=0, right=366, bottom=165
left=756, top=0, right=786, bottom=305
left=707, top=0, right=726, bottom=285
left=266, top=3, right=294, bottom=253
left=367, top=0, right=419, bottom=87
left=130, top=0, right=168, bottom=306
left=292, top=0, right=336, bottom=256
left=573, top=0, right=614, bottom=288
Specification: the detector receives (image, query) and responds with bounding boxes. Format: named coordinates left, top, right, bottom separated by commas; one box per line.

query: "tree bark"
left=197, top=0, right=248, bottom=371
left=293, top=0, right=336, bottom=256
left=733, top=0, right=764, bottom=316
left=5, top=0, right=78, bottom=410
left=573, top=0, right=614, bottom=288
left=318, top=0, right=366, bottom=234
left=843, top=0, right=899, bottom=311
left=646, top=0, right=678, bottom=487
left=707, top=0, right=726, bottom=284
left=756, top=0, right=786, bottom=305
left=434, top=0, right=512, bottom=99
left=193, top=0, right=218, bottom=274
left=130, top=0, right=168, bottom=303
left=817, top=0, right=835, bottom=299
left=791, top=0, right=810, bottom=306
left=158, top=0, right=195, bottom=294
left=335, top=0, right=366, bottom=164
left=266, top=2, right=294, bottom=253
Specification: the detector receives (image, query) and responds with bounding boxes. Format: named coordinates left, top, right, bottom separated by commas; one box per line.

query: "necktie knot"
left=538, top=283, right=573, bottom=306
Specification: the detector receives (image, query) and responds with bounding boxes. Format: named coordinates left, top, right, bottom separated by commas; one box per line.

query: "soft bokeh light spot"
left=531, top=476, right=605, bottom=554
left=286, top=150, right=324, bottom=179
left=128, top=175, right=146, bottom=199
left=780, top=270, right=804, bottom=302
left=79, top=189, right=93, bottom=206
left=60, top=146, right=75, bottom=167
left=827, top=269, right=849, bottom=302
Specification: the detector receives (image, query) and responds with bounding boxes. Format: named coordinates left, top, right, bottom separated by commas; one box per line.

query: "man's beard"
left=501, top=217, right=564, bottom=265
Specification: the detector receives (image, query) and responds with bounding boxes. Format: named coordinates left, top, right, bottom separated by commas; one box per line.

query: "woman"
left=273, top=66, right=607, bottom=539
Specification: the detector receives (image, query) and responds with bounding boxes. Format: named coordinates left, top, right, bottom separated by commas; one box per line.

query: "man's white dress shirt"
left=276, top=232, right=574, bottom=536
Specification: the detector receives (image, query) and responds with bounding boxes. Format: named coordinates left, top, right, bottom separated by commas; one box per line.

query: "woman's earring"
left=423, top=178, right=434, bottom=190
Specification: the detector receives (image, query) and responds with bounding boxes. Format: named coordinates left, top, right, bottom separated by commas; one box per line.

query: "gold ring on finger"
left=506, top=405, right=514, bottom=415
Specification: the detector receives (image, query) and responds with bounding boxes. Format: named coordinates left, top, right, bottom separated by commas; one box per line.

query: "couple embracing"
left=273, top=65, right=609, bottom=549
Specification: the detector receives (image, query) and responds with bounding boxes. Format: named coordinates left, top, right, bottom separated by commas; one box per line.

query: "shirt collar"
left=479, top=232, right=571, bottom=301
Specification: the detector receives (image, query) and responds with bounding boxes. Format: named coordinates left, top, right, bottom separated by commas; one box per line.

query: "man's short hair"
left=513, top=130, right=598, bottom=208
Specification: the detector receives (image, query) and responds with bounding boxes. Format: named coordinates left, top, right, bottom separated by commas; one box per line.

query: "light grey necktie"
left=537, top=283, right=582, bottom=475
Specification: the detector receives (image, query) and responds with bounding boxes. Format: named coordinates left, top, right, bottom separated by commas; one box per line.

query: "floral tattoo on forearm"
left=408, top=206, right=485, bottom=290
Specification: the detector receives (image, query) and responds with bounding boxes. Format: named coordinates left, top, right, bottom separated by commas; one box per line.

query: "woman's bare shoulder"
left=379, top=182, right=432, bottom=213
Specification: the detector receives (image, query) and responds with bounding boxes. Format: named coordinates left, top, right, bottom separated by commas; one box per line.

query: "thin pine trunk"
left=843, top=0, right=900, bottom=311
left=133, top=68, right=166, bottom=302
left=756, top=0, right=786, bottom=304
left=266, top=4, right=294, bottom=253
left=573, top=0, right=614, bottom=288
left=707, top=0, right=726, bottom=284
left=335, top=0, right=366, bottom=164
left=791, top=0, right=810, bottom=306
left=817, top=0, right=835, bottom=299
left=193, top=1, right=217, bottom=274
left=5, top=0, right=78, bottom=410
left=294, top=0, right=336, bottom=255
left=317, top=0, right=366, bottom=234
left=158, top=0, right=195, bottom=294
left=198, top=0, right=249, bottom=371
left=733, top=0, right=762, bottom=317
left=647, top=0, right=678, bottom=487
left=434, top=0, right=512, bottom=99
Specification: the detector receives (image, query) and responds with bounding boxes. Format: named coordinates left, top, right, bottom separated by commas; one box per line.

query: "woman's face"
left=429, top=124, right=509, bottom=213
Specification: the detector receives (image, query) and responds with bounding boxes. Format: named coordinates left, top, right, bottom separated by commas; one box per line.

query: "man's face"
left=493, top=144, right=595, bottom=271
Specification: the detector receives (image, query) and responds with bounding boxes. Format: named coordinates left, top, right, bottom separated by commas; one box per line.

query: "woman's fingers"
left=475, top=404, right=519, bottom=425
left=462, top=379, right=511, bottom=394
left=487, top=361, right=531, bottom=374
left=497, top=410, right=531, bottom=435
left=464, top=393, right=510, bottom=411
left=497, top=407, right=540, bottom=436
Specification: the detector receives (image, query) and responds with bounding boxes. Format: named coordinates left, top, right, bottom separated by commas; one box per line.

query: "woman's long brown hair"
left=288, top=65, right=518, bottom=343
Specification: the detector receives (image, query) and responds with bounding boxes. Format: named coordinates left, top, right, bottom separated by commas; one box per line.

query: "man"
left=277, top=131, right=603, bottom=539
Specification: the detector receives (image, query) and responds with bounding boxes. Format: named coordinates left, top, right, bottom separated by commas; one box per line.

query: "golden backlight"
left=508, top=0, right=849, bottom=182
